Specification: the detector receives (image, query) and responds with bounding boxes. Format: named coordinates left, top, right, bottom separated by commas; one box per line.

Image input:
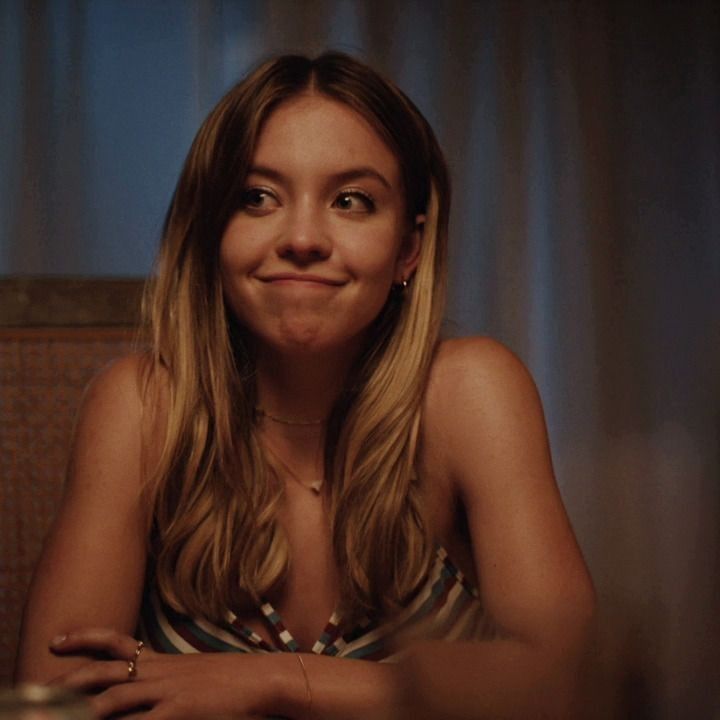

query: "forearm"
left=259, top=652, right=404, bottom=720
left=397, top=638, right=589, bottom=720
left=14, top=573, right=142, bottom=684
left=14, top=576, right=143, bottom=684
left=15, top=638, right=90, bottom=685
left=264, top=637, right=585, bottom=720
left=36, top=633, right=585, bottom=719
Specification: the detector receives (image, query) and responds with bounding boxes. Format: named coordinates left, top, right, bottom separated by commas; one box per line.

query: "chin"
left=277, top=334, right=351, bottom=355
left=264, top=324, right=369, bottom=359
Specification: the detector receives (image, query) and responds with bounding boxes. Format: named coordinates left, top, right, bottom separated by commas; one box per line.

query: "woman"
left=15, top=52, right=595, bottom=719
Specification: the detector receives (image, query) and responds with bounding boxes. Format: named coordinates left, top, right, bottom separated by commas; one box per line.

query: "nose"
left=276, top=203, right=332, bottom=264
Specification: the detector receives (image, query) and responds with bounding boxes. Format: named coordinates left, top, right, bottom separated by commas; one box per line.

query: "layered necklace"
left=265, top=444, right=324, bottom=495
left=256, top=407, right=325, bottom=494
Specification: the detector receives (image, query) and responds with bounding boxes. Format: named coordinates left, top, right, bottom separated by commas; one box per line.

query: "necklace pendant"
left=309, top=480, right=323, bottom=494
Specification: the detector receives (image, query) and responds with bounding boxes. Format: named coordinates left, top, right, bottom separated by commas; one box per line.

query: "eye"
left=239, top=187, right=278, bottom=212
left=333, top=190, right=375, bottom=213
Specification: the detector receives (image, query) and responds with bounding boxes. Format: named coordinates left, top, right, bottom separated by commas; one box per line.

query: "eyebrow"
left=247, top=164, right=393, bottom=190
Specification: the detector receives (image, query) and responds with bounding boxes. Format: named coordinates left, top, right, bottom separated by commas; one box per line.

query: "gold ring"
left=127, top=640, right=144, bottom=681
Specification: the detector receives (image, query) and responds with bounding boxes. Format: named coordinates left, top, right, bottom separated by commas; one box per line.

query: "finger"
left=90, top=681, right=161, bottom=719
left=50, top=629, right=147, bottom=661
left=53, top=659, right=132, bottom=692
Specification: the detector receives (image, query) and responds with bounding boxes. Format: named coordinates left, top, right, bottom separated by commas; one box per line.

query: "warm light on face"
left=219, top=94, right=421, bottom=358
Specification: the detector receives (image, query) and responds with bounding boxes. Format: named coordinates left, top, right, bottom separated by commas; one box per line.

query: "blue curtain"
left=2, top=1, right=719, bottom=716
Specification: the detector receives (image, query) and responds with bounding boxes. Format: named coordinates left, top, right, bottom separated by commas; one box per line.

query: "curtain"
left=2, top=1, right=718, bottom=716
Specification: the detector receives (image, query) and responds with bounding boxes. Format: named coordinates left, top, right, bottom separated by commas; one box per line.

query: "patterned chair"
left=0, top=278, right=143, bottom=684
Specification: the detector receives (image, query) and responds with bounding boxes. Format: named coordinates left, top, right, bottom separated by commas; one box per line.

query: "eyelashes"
left=239, top=187, right=376, bottom=214
left=332, top=190, right=376, bottom=213
left=239, top=187, right=277, bottom=211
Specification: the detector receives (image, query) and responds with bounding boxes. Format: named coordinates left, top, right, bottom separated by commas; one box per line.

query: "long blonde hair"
left=142, top=52, right=450, bottom=624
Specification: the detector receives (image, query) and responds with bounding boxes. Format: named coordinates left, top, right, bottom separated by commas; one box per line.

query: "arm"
left=18, top=355, right=403, bottom=718
left=14, top=355, right=149, bottom=682
left=31, top=339, right=593, bottom=719
left=50, top=633, right=405, bottom=720
left=399, top=338, right=596, bottom=719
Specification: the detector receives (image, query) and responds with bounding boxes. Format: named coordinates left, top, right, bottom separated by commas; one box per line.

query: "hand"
left=49, top=628, right=277, bottom=719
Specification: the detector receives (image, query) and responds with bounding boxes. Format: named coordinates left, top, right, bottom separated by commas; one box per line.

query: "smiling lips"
left=258, top=273, right=346, bottom=287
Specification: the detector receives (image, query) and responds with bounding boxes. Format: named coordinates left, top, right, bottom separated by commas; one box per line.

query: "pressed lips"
left=258, top=272, right=346, bottom=286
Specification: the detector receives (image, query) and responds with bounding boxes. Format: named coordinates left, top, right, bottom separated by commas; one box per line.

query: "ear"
left=393, top=214, right=425, bottom=284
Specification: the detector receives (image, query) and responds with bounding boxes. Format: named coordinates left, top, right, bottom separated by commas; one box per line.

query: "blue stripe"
left=142, top=546, right=483, bottom=658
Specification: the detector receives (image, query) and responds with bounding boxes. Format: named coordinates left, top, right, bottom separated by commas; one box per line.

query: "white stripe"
left=151, top=591, right=257, bottom=653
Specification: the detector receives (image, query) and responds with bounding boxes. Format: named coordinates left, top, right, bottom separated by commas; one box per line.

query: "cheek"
left=358, top=256, right=400, bottom=305
left=343, top=230, right=403, bottom=278
left=218, top=239, right=254, bottom=323
left=218, top=225, right=264, bottom=296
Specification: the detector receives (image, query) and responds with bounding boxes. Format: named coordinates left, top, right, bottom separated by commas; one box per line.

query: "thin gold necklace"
left=263, top=442, right=324, bottom=495
left=255, top=406, right=325, bottom=427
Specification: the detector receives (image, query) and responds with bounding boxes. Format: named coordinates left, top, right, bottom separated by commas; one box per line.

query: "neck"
left=254, top=346, right=357, bottom=428
left=254, top=348, right=355, bottom=491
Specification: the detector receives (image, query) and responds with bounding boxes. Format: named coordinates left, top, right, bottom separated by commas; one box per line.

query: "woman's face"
left=219, top=94, right=421, bottom=358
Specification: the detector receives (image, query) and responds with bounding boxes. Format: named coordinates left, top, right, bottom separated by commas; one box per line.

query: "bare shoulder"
left=81, top=350, right=169, bottom=410
left=14, top=353, right=157, bottom=681
left=78, top=351, right=168, bottom=434
left=423, top=339, right=595, bottom=651
left=81, top=352, right=145, bottom=414
left=69, top=352, right=167, bottom=494
left=423, top=337, right=543, bottom=459
left=427, top=336, right=535, bottom=392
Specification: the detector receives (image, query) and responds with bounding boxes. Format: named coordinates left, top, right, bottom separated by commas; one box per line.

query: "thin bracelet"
left=295, top=653, right=313, bottom=718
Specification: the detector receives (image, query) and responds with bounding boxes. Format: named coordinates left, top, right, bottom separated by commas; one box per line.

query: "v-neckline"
left=226, top=545, right=462, bottom=654
left=229, top=597, right=349, bottom=654
left=143, top=545, right=483, bottom=658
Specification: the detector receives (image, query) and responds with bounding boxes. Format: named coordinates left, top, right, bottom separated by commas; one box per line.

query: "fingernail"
left=50, top=634, right=67, bottom=646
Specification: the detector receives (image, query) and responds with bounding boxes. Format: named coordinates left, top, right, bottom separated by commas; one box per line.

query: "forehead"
left=252, top=94, right=400, bottom=185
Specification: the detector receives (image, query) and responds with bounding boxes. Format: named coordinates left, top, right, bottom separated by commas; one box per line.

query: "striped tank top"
left=140, top=545, right=485, bottom=661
